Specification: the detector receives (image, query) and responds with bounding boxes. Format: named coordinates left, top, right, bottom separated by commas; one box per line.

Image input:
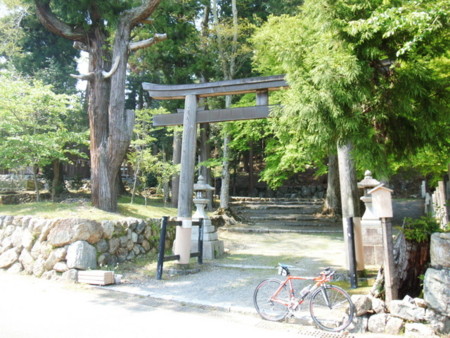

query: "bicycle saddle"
left=277, top=263, right=292, bottom=276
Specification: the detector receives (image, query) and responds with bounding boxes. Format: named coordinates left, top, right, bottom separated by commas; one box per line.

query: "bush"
left=71, top=175, right=83, bottom=190
left=399, top=215, right=442, bottom=243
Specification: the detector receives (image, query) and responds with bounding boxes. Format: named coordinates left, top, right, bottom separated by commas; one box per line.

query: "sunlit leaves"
left=0, top=71, right=87, bottom=170
left=348, top=0, right=449, bottom=57
left=128, top=107, right=176, bottom=195
left=252, top=0, right=449, bottom=185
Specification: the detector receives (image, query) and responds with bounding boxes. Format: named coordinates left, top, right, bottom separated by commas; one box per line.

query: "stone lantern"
left=357, top=170, right=383, bottom=265
left=193, top=175, right=213, bottom=220
left=358, top=170, right=382, bottom=221
left=191, top=175, right=224, bottom=259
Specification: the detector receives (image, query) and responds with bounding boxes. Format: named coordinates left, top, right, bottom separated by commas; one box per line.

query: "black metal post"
left=156, top=216, right=169, bottom=280
left=198, top=218, right=204, bottom=264
left=345, top=217, right=358, bottom=288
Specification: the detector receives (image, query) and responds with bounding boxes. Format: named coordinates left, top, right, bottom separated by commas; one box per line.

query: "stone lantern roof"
left=193, top=175, right=214, bottom=192
left=357, top=170, right=381, bottom=190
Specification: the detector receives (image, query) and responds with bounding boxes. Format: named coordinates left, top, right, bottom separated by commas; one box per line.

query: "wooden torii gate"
left=143, top=75, right=287, bottom=264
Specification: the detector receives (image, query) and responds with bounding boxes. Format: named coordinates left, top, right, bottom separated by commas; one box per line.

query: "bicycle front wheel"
left=253, top=278, right=290, bottom=321
left=309, top=285, right=354, bottom=332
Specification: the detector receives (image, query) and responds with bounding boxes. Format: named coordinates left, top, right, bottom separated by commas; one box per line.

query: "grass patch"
left=332, top=279, right=372, bottom=295
left=117, top=195, right=177, bottom=219
left=112, top=252, right=159, bottom=275
left=0, top=194, right=177, bottom=221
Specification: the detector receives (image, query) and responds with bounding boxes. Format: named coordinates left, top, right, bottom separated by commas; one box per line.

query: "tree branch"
left=34, top=0, right=86, bottom=43
left=73, top=41, right=89, bottom=52
left=70, top=72, right=94, bottom=81
left=123, top=0, right=162, bottom=28
left=102, top=56, right=121, bottom=79
left=129, top=33, right=167, bottom=51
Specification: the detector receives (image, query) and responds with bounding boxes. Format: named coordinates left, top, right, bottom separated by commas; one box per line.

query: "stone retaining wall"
left=0, top=215, right=175, bottom=280
left=0, top=193, right=51, bottom=204
left=424, top=232, right=450, bottom=318
left=351, top=232, right=450, bottom=336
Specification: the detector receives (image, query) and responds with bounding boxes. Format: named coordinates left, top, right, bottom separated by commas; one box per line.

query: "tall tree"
left=32, top=0, right=167, bottom=211
left=211, top=0, right=256, bottom=208
left=126, top=0, right=206, bottom=207
left=0, top=71, right=86, bottom=201
left=0, top=0, right=27, bottom=61
left=252, top=0, right=449, bottom=193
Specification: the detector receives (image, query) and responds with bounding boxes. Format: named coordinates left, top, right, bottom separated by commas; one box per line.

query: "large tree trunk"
left=33, top=164, right=40, bottom=202
left=87, top=27, right=114, bottom=210
left=216, top=0, right=238, bottom=209
left=220, top=129, right=231, bottom=209
left=130, top=154, right=141, bottom=204
left=171, top=130, right=182, bottom=207
left=88, top=22, right=135, bottom=212
left=34, top=0, right=164, bottom=212
left=394, top=232, right=430, bottom=298
left=324, top=154, right=340, bottom=215
left=337, top=143, right=360, bottom=218
left=200, top=123, right=213, bottom=210
left=50, top=159, right=65, bottom=202
left=248, top=142, right=255, bottom=196
left=337, top=142, right=364, bottom=270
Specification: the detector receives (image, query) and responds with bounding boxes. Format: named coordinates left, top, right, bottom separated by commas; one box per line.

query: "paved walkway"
left=106, top=262, right=277, bottom=314
left=106, top=229, right=350, bottom=315
left=96, top=230, right=397, bottom=337
left=1, top=228, right=396, bottom=337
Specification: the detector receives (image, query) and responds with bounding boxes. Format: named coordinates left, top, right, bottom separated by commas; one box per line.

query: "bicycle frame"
left=254, top=267, right=355, bottom=332
left=269, top=273, right=332, bottom=309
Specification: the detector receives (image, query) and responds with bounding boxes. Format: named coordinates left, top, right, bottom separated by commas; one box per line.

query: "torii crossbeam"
left=143, top=75, right=287, bottom=264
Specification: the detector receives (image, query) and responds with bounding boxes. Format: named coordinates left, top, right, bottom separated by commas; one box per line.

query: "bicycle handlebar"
left=277, top=263, right=335, bottom=279
left=320, top=267, right=335, bottom=278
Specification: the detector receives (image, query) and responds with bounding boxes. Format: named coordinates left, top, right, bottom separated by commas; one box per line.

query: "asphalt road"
left=0, top=271, right=313, bottom=338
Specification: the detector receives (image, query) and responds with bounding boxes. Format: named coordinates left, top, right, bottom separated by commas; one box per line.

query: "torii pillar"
left=174, top=94, right=197, bottom=264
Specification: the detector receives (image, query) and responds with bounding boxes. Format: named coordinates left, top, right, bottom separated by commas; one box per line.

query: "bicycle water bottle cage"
left=278, top=264, right=291, bottom=276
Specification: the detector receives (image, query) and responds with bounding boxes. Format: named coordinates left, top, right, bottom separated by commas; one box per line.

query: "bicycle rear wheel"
left=253, top=278, right=290, bottom=321
left=309, top=285, right=354, bottom=332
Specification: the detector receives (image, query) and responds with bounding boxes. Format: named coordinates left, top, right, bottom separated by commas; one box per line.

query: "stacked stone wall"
left=0, top=193, right=51, bottom=204
left=0, top=215, right=174, bottom=279
left=351, top=232, right=450, bottom=336
left=424, top=232, right=450, bottom=320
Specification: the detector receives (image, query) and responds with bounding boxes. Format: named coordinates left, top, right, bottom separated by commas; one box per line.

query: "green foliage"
left=348, top=0, right=449, bottom=58
left=13, top=13, right=78, bottom=94
left=391, top=144, right=450, bottom=187
left=252, top=0, right=450, bottom=185
left=0, top=1, right=79, bottom=94
left=0, top=71, right=87, bottom=171
left=399, top=215, right=444, bottom=243
left=0, top=1, right=28, bottom=60
left=70, top=175, right=83, bottom=191
left=129, top=108, right=177, bottom=198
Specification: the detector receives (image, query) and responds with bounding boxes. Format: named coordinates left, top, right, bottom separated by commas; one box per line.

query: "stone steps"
left=230, top=197, right=322, bottom=205
left=236, top=206, right=322, bottom=214
left=247, top=217, right=338, bottom=225
left=228, top=197, right=340, bottom=233
left=220, top=224, right=342, bottom=234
